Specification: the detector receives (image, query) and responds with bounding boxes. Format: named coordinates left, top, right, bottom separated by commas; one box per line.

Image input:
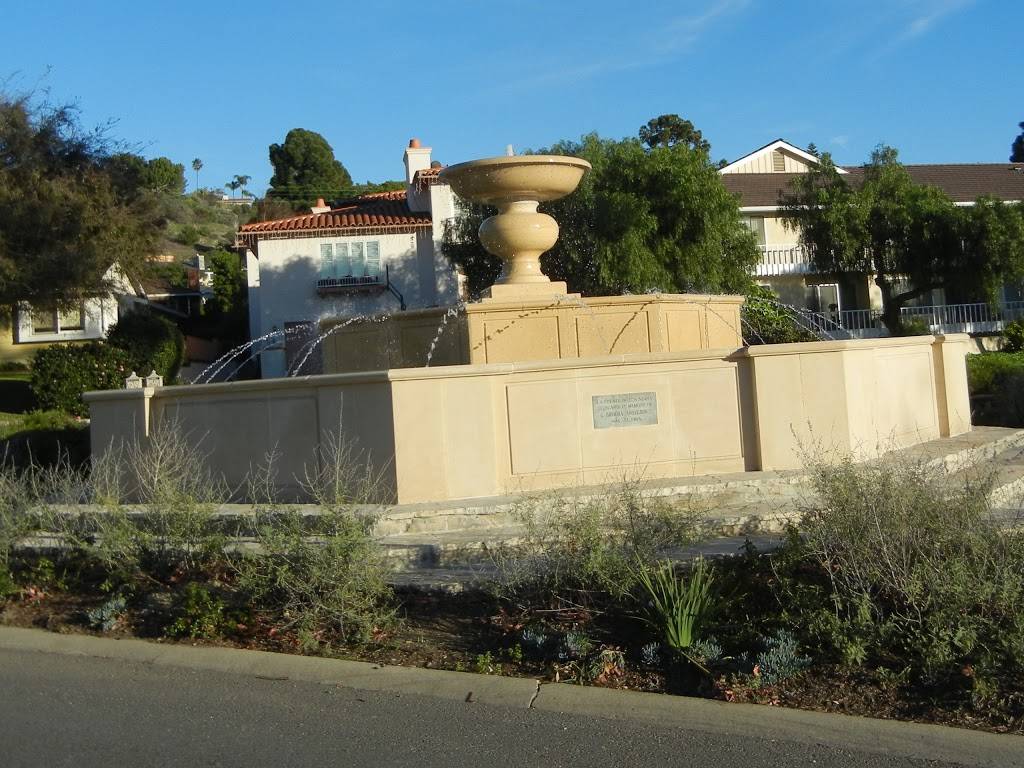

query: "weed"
left=167, top=582, right=227, bottom=639
left=474, top=651, right=496, bottom=675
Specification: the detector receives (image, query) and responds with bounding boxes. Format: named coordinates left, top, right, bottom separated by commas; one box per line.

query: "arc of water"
left=222, top=346, right=269, bottom=382
left=200, top=330, right=287, bottom=384
left=191, top=329, right=283, bottom=384
left=288, top=315, right=367, bottom=376
left=424, top=303, right=466, bottom=367
left=556, top=294, right=613, bottom=355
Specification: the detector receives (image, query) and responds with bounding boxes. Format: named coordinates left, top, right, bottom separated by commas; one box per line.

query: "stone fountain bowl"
left=439, top=155, right=592, bottom=205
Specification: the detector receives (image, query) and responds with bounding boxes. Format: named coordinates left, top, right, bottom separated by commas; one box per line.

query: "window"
left=350, top=242, right=365, bottom=276
left=365, top=241, right=380, bottom=276
left=32, top=308, right=58, bottom=333
left=317, top=239, right=382, bottom=286
left=58, top=306, right=84, bottom=331
left=335, top=243, right=351, bottom=277
left=740, top=216, right=766, bottom=246
left=23, top=302, right=88, bottom=339
left=319, top=243, right=335, bottom=279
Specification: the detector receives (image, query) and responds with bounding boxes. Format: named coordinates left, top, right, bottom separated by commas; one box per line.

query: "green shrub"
left=966, top=352, right=1024, bottom=394
left=741, top=285, right=819, bottom=345
left=1004, top=319, right=1024, bottom=352
left=489, top=479, right=701, bottom=609
left=66, top=421, right=227, bottom=581
left=895, top=316, right=931, bottom=336
left=234, top=507, right=393, bottom=644
left=966, top=352, right=1024, bottom=426
left=30, top=342, right=133, bottom=416
left=0, top=410, right=89, bottom=468
left=797, top=455, right=1024, bottom=694
left=107, top=310, right=185, bottom=383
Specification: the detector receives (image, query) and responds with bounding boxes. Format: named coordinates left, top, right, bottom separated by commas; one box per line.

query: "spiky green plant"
left=635, top=557, right=716, bottom=653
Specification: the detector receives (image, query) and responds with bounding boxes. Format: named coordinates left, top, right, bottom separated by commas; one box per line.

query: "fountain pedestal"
left=318, top=152, right=745, bottom=373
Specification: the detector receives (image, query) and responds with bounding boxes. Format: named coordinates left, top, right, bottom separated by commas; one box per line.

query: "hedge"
left=107, top=310, right=185, bottom=383
left=30, top=343, right=134, bottom=417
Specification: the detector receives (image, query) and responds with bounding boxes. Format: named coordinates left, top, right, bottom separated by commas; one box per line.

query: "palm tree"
left=191, top=158, right=203, bottom=191
left=234, top=174, right=252, bottom=199
left=225, top=178, right=241, bottom=198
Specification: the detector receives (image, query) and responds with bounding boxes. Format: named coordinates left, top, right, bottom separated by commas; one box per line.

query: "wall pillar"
left=932, top=334, right=972, bottom=437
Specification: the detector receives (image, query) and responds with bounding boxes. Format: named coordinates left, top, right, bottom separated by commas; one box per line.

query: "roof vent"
left=772, top=150, right=786, bottom=172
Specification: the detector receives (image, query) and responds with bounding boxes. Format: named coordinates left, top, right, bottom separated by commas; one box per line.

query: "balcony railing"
left=316, top=274, right=384, bottom=294
left=798, top=301, right=1024, bottom=339
left=755, top=245, right=813, bottom=276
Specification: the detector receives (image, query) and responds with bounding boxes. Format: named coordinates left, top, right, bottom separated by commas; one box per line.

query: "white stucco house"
left=237, top=139, right=461, bottom=378
left=1, top=263, right=135, bottom=366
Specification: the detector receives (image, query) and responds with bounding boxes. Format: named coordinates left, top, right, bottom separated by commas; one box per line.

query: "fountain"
left=316, top=153, right=746, bottom=373
left=86, top=150, right=974, bottom=507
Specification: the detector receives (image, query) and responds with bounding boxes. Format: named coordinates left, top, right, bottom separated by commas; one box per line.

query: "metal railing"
left=316, top=274, right=384, bottom=292
left=755, top=244, right=813, bottom=276
left=800, top=301, right=1024, bottom=339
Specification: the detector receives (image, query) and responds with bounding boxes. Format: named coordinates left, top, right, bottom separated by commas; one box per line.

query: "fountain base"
left=317, top=293, right=745, bottom=373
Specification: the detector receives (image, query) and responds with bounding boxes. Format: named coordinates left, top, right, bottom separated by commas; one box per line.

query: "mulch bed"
left=3, top=586, right=1021, bottom=736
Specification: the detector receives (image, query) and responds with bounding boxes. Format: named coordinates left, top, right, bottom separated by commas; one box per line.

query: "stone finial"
left=125, top=372, right=142, bottom=389
left=144, top=370, right=163, bottom=388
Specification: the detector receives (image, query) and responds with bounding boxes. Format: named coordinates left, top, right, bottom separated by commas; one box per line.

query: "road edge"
left=1, top=626, right=1019, bottom=767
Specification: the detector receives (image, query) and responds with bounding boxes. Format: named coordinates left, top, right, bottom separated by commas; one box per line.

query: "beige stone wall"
left=87, top=334, right=972, bottom=505
left=319, top=294, right=744, bottom=374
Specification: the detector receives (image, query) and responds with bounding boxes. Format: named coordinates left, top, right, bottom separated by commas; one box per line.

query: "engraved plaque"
left=592, top=391, right=658, bottom=429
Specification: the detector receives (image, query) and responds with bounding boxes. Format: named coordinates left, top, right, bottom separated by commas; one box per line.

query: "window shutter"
left=365, top=241, right=381, bottom=277
left=351, top=242, right=365, bottom=276
left=335, top=242, right=350, bottom=276
left=319, top=243, right=334, bottom=279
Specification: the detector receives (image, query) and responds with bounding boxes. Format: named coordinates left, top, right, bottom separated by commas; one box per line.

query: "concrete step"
left=378, top=428, right=1024, bottom=585
left=385, top=534, right=784, bottom=593
left=370, top=427, right=1024, bottom=539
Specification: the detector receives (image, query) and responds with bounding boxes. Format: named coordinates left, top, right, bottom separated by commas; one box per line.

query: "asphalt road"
left=0, top=648, right=969, bottom=768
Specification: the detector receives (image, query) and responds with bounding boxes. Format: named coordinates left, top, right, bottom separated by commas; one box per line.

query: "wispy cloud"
left=653, top=0, right=752, bottom=55
left=507, top=0, right=751, bottom=90
left=902, top=0, right=974, bottom=40
left=869, top=0, right=976, bottom=58
left=830, top=135, right=850, bottom=149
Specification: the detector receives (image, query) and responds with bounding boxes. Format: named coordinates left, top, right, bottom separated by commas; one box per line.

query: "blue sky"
left=3, top=0, right=1019, bottom=196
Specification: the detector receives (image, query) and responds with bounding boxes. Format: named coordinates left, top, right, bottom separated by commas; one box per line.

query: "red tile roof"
left=413, top=166, right=444, bottom=192
left=722, top=164, right=1024, bottom=207
left=237, top=190, right=431, bottom=243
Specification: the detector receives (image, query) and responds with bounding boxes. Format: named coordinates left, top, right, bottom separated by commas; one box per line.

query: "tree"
left=267, top=129, right=352, bottom=206
left=783, top=146, right=1024, bottom=333
left=141, top=157, right=186, bottom=195
left=1012, top=122, right=1024, bottom=163
left=192, top=158, right=203, bottom=190
left=638, top=114, right=711, bottom=153
left=225, top=178, right=240, bottom=198
left=0, top=93, right=158, bottom=309
left=443, top=122, right=758, bottom=297
left=233, top=174, right=252, bottom=198
left=806, top=142, right=820, bottom=158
